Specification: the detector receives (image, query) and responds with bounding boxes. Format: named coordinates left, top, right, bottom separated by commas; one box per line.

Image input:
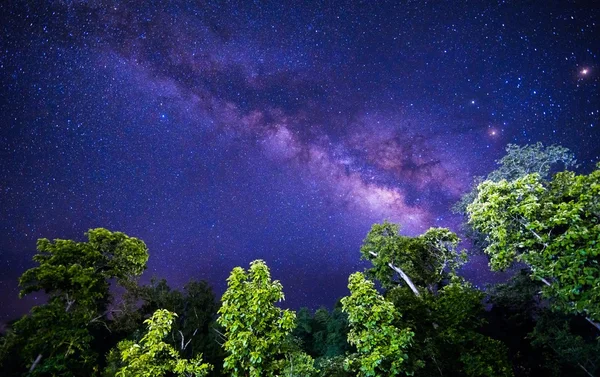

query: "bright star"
left=488, top=128, right=499, bottom=137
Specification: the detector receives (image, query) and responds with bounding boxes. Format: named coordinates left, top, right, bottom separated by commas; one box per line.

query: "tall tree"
left=360, top=221, right=465, bottom=295
left=341, top=272, right=415, bottom=377
left=453, top=143, right=577, bottom=252
left=0, top=228, right=149, bottom=376
left=138, top=279, right=220, bottom=360
left=529, top=311, right=600, bottom=377
left=360, top=222, right=512, bottom=376
left=453, top=142, right=577, bottom=216
left=467, top=166, right=600, bottom=326
left=115, top=309, right=212, bottom=377
left=217, top=260, right=311, bottom=377
left=108, top=277, right=224, bottom=376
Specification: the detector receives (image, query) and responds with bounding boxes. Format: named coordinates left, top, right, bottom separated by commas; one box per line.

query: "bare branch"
left=369, top=251, right=420, bottom=297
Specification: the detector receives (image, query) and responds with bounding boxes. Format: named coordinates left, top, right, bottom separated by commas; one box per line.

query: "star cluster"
left=0, top=1, right=598, bottom=320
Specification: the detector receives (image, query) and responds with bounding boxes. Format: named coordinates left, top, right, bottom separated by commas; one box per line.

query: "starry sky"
left=1, top=0, right=598, bottom=322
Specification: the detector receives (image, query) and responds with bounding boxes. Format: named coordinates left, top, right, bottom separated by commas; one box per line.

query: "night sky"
left=1, top=1, right=598, bottom=322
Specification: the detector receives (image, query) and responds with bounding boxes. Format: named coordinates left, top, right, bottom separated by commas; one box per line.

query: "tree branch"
left=537, top=277, right=600, bottom=332
left=179, top=330, right=185, bottom=351
left=369, top=251, right=420, bottom=297
left=27, top=353, right=43, bottom=376
left=182, top=329, right=197, bottom=351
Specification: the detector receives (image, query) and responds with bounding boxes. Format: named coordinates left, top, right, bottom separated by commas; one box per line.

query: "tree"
left=359, top=222, right=512, bottom=377
left=385, top=280, right=513, bottom=377
left=467, top=167, right=600, bottom=325
left=115, top=309, right=212, bottom=377
left=341, top=272, right=415, bottom=377
left=313, top=305, right=352, bottom=359
left=0, top=228, right=149, bottom=376
left=292, top=305, right=352, bottom=377
left=314, top=356, right=353, bottom=377
left=138, top=279, right=220, bottom=360
left=360, top=221, right=465, bottom=295
left=454, top=143, right=577, bottom=254
left=293, top=307, right=314, bottom=353
left=108, top=277, right=224, bottom=376
left=432, top=279, right=512, bottom=377
left=453, top=142, right=577, bottom=216
left=216, top=260, right=302, bottom=377
left=279, top=336, right=318, bottom=377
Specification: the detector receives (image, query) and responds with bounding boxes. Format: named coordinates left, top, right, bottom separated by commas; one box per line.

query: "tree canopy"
left=216, top=259, right=308, bottom=377
left=115, top=309, right=212, bottom=377
left=1, top=142, right=598, bottom=377
left=341, top=272, right=415, bottom=377
left=360, top=222, right=465, bottom=293
left=454, top=142, right=577, bottom=216
left=467, top=166, right=600, bottom=322
left=1, top=228, right=149, bottom=376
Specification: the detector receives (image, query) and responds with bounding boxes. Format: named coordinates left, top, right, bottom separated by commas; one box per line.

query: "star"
left=488, top=128, right=499, bottom=137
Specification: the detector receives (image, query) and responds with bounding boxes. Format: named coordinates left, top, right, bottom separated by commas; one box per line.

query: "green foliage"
left=217, top=260, right=301, bottom=377
left=115, top=309, right=212, bottom=377
left=282, top=351, right=317, bottom=377
left=109, top=277, right=224, bottom=376
left=0, top=228, right=149, bottom=376
left=454, top=142, right=577, bottom=215
left=386, top=280, right=513, bottom=377
left=314, top=306, right=352, bottom=358
left=486, top=143, right=576, bottom=182
left=467, top=166, right=600, bottom=321
left=454, top=143, right=577, bottom=255
left=435, top=280, right=512, bottom=377
left=278, top=337, right=318, bottom=377
left=293, top=305, right=353, bottom=360
left=6, top=208, right=598, bottom=377
left=488, top=269, right=600, bottom=376
left=142, top=279, right=220, bottom=358
left=341, top=272, right=414, bottom=377
left=530, top=312, right=600, bottom=376
left=20, top=228, right=149, bottom=304
left=359, top=221, right=512, bottom=376
left=293, top=307, right=313, bottom=349
left=1, top=300, right=98, bottom=376
left=315, top=356, right=353, bottom=377
left=360, top=221, right=465, bottom=291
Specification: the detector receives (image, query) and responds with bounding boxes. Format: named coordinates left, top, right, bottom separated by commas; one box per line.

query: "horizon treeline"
left=1, top=142, right=599, bottom=377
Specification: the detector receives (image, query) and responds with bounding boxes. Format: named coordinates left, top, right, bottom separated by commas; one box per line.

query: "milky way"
left=1, top=1, right=598, bottom=321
